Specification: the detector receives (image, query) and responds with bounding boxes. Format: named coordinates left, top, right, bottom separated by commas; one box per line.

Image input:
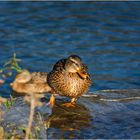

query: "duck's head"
left=10, top=70, right=31, bottom=87
left=64, top=55, right=88, bottom=79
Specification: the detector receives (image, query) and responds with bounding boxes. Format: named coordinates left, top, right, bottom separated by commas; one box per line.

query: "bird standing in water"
left=47, top=55, right=92, bottom=107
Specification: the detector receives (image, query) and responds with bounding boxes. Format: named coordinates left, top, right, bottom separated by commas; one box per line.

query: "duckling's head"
left=65, top=55, right=88, bottom=79
left=10, top=70, right=31, bottom=87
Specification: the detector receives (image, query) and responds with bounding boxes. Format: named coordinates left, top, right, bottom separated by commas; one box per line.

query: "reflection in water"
left=46, top=100, right=91, bottom=131
left=45, top=100, right=92, bottom=138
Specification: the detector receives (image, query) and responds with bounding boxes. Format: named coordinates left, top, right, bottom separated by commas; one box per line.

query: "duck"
left=47, top=55, right=92, bottom=107
left=10, top=70, right=52, bottom=95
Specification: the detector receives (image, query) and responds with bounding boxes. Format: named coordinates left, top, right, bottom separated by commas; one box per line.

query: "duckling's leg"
left=47, top=94, right=55, bottom=107
left=61, top=98, right=77, bottom=107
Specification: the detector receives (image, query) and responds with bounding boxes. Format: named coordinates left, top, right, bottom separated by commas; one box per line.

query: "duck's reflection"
left=46, top=99, right=92, bottom=131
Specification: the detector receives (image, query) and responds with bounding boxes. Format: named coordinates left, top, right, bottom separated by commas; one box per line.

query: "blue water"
left=0, top=2, right=140, bottom=96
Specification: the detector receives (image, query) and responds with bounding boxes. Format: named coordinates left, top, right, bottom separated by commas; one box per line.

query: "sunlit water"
left=0, top=2, right=140, bottom=139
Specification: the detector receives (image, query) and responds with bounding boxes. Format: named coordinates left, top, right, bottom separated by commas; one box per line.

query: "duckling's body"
left=10, top=70, right=51, bottom=95
left=30, top=72, right=48, bottom=83
left=48, top=55, right=92, bottom=105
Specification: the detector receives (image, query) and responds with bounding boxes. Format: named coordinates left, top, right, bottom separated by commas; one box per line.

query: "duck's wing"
left=82, top=63, right=88, bottom=72
left=52, top=58, right=67, bottom=71
left=80, top=63, right=92, bottom=81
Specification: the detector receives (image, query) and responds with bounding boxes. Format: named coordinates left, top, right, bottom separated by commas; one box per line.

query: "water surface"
left=1, top=90, right=140, bottom=139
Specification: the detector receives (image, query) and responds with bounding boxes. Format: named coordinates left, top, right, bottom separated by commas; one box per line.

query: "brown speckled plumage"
left=48, top=55, right=92, bottom=103
left=10, top=70, right=51, bottom=95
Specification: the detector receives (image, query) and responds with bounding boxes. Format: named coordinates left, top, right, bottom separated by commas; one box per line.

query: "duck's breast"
left=64, top=73, right=91, bottom=97
left=48, top=70, right=91, bottom=98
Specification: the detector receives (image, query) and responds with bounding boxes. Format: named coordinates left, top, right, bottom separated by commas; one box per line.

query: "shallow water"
left=1, top=90, right=140, bottom=139
left=0, top=2, right=140, bottom=139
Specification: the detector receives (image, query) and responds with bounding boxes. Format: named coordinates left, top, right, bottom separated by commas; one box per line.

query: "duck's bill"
left=77, top=71, right=88, bottom=79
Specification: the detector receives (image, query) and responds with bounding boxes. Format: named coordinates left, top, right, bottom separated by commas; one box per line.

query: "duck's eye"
left=74, top=62, right=79, bottom=67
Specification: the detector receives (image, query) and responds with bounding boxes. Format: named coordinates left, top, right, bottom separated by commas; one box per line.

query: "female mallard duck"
left=10, top=70, right=51, bottom=95
left=48, top=55, right=92, bottom=107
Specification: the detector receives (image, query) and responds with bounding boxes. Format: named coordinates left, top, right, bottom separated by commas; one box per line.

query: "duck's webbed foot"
left=61, top=102, right=76, bottom=107
left=61, top=98, right=77, bottom=108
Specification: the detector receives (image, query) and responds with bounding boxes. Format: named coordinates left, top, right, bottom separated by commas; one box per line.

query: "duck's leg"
left=46, top=89, right=56, bottom=107
left=47, top=94, right=55, bottom=107
left=61, top=98, right=77, bottom=107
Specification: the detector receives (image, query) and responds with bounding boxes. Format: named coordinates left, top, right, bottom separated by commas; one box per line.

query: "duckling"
left=10, top=70, right=52, bottom=95
left=47, top=55, right=92, bottom=107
